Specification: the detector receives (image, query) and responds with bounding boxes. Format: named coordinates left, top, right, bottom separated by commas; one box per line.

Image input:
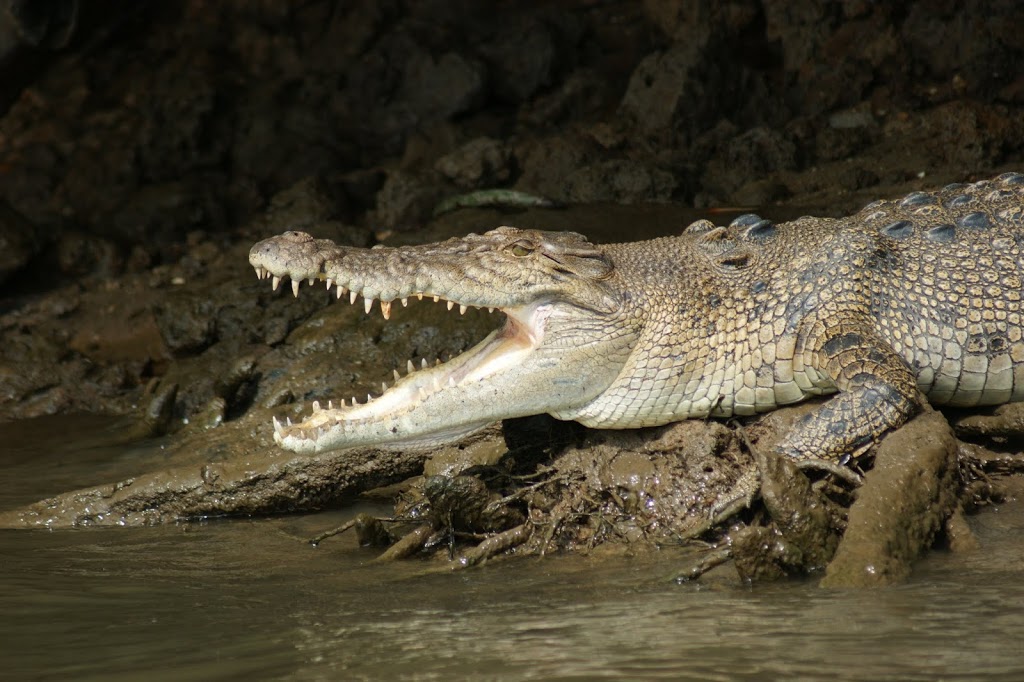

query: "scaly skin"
left=249, top=173, right=1024, bottom=460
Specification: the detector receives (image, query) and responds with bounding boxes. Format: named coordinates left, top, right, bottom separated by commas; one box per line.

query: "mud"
left=822, top=408, right=961, bottom=587
left=1, top=1, right=1024, bottom=586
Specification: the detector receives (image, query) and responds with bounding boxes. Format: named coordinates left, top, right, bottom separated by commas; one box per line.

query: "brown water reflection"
left=2, top=412, right=1024, bottom=680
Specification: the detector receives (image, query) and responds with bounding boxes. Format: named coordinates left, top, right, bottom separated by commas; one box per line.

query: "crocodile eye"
left=509, top=244, right=531, bottom=257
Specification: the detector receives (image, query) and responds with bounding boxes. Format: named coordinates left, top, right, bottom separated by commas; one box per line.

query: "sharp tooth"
left=447, top=300, right=455, bottom=311
left=272, top=275, right=281, bottom=291
left=364, top=298, right=374, bottom=314
left=352, top=396, right=359, bottom=406
left=312, top=400, right=321, bottom=412
left=328, top=400, right=334, bottom=409
left=286, top=417, right=293, bottom=426
left=336, top=285, right=344, bottom=300
left=291, top=280, right=300, bottom=297
left=459, top=304, right=467, bottom=315
left=350, top=290, right=358, bottom=305
left=421, top=358, right=428, bottom=369
left=393, top=369, right=402, bottom=381
left=273, top=416, right=282, bottom=433
left=488, top=307, right=495, bottom=313
left=307, top=278, right=315, bottom=286
left=380, top=301, right=392, bottom=319
left=325, top=278, right=333, bottom=290
left=435, top=358, right=442, bottom=366
left=253, top=266, right=262, bottom=279
left=401, top=297, right=408, bottom=307
left=367, top=393, right=373, bottom=403
left=381, top=382, right=388, bottom=393
left=417, top=294, right=423, bottom=301
left=407, top=360, right=415, bottom=373
left=433, top=295, right=440, bottom=303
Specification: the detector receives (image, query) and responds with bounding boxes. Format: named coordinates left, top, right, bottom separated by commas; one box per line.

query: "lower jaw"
left=275, top=417, right=496, bottom=453
left=272, top=303, right=556, bottom=453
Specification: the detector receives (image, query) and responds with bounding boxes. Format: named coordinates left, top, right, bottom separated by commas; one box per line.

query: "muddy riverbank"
left=1, top=0, right=1024, bottom=590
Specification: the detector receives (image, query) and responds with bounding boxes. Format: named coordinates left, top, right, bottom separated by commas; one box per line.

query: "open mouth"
left=252, top=265, right=548, bottom=441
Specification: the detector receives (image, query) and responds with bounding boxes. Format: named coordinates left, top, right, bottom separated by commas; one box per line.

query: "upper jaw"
left=249, top=231, right=525, bottom=318
left=248, top=229, right=619, bottom=318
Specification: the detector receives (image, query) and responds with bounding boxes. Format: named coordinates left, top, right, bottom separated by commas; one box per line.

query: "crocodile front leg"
left=778, top=318, right=925, bottom=462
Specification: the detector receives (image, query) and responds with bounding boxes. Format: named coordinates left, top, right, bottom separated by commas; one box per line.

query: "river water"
left=2, top=415, right=1024, bottom=680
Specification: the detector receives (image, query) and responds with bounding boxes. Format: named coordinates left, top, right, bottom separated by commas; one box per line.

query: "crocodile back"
left=847, top=173, right=1024, bottom=406
left=574, top=173, right=1024, bottom=428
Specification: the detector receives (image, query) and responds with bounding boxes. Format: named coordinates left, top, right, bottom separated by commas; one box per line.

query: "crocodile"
left=249, top=173, right=1024, bottom=460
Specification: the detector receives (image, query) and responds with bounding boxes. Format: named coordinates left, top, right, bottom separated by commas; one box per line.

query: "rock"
left=730, top=179, right=791, bottom=207
left=54, top=230, right=122, bottom=278
left=564, top=159, right=677, bottom=203
left=918, top=101, right=1024, bottom=170
left=619, top=43, right=706, bottom=141
left=151, top=290, right=218, bottom=357
left=828, top=105, right=876, bottom=130
left=371, top=170, right=447, bottom=232
left=821, top=408, right=960, bottom=587
left=519, top=68, right=612, bottom=126
left=0, top=201, right=42, bottom=284
left=399, top=51, right=486, bottom=123
left=642, top=0, right=759, bottom=40
left=514, top=133, right=599, bottom=200
left=816, top=124, right=874, bottom=163
left=618, top=5, right=777, bottom=151
left=261, top=176, right=339, bottom=227
left=104, top=180, right=224, bottom=251
left=902, top=1, right=1024, bottom=93
left=434, top=137, right=512, bottom=189
left=703, top=127, right=798, bottom=200
left=476, top=15, right=559, bottom=103
left=832, top=166, right=880, bottom=193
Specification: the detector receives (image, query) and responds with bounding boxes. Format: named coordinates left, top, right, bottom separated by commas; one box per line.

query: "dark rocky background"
left=1, top=0, right=1023, bottom=421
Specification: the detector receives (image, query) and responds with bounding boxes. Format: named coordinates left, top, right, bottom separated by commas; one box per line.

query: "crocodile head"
left=248, top=227, right=635, bottom=453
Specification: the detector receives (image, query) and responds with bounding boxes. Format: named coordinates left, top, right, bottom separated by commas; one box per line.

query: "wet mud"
left=1, top=1, right=1024, bottom=586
